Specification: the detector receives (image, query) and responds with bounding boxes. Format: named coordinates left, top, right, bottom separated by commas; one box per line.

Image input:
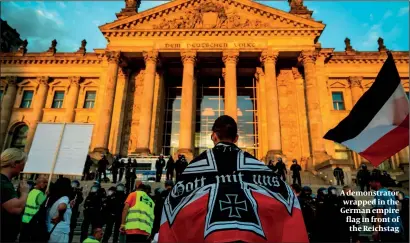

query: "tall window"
left=20, top=91, right=33, bottom=108
left=52, top=91, right=64, bottom=108
left=332, top=92, right=345, bottom=110
left=236, top=78, right=258, bottom=157
left=162, top=79, right=182, bottom=156
left=406, top=92, right=409, bottom=100
left=195, top=78, right=225, bottom=155
left=84, top=91, right=96, bottom=108
left=10, top=124, right=29, bottom=150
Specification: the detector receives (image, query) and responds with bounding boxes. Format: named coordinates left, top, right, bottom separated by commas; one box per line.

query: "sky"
left=1, top=1, right=409, bottom=52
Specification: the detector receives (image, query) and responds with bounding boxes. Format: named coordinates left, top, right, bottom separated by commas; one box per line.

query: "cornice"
left=0, top=52, right=105, bottom=65
left=328, top=51, right=409, bottom=64
left=102, top=28, right=322, bottom=38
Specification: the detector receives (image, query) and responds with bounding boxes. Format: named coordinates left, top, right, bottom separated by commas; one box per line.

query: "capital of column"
left=143, top=50, right=159, bottom=65
left=298, top=50, right=317, bottom=65
left=222, top=68, right=226, bottom=79
left=260, top=50, right=279, bottom=65
left=105, top=51, right=122, bottom=64
left=5, top=76, right=18, bottom=86
left=349, top=76, right=363, bottom=88
left=68, top=76, right=81, bottom=86
left=222, top=50, right=239, bottom=65
left=181, top=50, right=197, bottom=65
left=36, top=76, right=50, bottom=86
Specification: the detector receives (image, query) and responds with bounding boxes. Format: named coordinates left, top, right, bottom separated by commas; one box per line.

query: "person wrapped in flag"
left=158, top=115, right=308, bottom=243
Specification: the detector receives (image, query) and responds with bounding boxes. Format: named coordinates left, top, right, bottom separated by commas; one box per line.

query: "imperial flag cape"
left=324, top=52, right=409, bottom=167
left=158, top=142, right=308, bottom=243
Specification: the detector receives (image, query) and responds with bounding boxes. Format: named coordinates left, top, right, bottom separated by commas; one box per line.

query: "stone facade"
left=0, top=0, right=409, bottom=171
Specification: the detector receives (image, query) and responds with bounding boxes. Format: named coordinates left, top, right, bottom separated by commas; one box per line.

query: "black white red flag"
left=158, top=142, right=308, bottom=243
left=324, top=52, right=409, bottom=167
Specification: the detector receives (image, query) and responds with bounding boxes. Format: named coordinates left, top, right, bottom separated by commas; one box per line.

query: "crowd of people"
left=1, top=115, right=409, bottom=243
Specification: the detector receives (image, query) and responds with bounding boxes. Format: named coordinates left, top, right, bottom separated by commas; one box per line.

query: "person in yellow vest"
left=83, top=227, right=103, bottom=243
left=120, top=183, right=155, bottom=243
left=19, top=175, right=48, bottom=242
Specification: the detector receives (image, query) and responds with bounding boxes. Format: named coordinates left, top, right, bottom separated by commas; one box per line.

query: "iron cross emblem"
left=219, top=194, right=247, bottom=218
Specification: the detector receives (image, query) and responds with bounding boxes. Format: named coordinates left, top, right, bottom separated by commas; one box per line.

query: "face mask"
left=107, top=190, right=115, bottom=196
left=117, top=186, right=125, bottom=192
left=90, top=187, right=98, bottom=193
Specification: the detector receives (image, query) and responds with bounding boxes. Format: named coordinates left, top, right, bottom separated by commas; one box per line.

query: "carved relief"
left=152, top=1, right=271, bottom=30
left=348, top=77, right=363, bottom=88
left=106, top=51, right=121, bottom=64
left=5, top=76, right=18, bottom=85
left=37, top=76, right=50, bottom=86
left=69, top=76, right=81, bottom=86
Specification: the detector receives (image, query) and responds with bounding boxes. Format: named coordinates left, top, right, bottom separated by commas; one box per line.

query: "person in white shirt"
left=46, top=177, right=74, bottom=243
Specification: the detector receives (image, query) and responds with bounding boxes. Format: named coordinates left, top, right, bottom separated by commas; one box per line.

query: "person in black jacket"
left=356, top=164, right=370, bottom=192
left=175, top=154, right=183, bottom=181
left=80, top=186, right=104, bottom=242
left=152, top=180, right=174, bottom=236
left=101, top=187, right=117, bottom=243
left=97, top=154, right=109, bottom=182
left=267, top=160, right=276, bottom=172
left=125, top=162, right=136, bottom=194
left=275, top=157, right=287, bottom=181
left=69, top=180, right=84, bottom=243
left=118, top=159, right=125, bottom=183
left=290, top=159, right=302, bottom=185
left=82, top=155, right=94, bottom=181
left=111, top=156, right=120, bottom=184
left=181, top=155, right=188, bottom=172
left=333, top=166, right=344, bottom=186
left=165, top=156, right=175, bottom=181
left=155, top=155, right=166, bottom=182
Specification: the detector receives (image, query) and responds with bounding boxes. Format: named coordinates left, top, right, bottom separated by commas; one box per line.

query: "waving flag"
left=324, top=52, right=409, bottom=167
left=158, top=142, right=308, bottom=243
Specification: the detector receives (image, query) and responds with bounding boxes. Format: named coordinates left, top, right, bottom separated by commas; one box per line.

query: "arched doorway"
left=9, top=123, right=29, bottom=150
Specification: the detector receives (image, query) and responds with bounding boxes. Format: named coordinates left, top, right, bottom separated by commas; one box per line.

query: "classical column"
left=0, top=76, right=18, bottom=150
left=299, top=50, right=329, bottom=163
left=260, top=50, right=282, bottom=157
left=178, top=50, right=197, bottom=155
left=25, top=76, right=49, bottom=153
left=255, top=68, right=268, bottom=158
left=292, top=68, right=311, bottom=165
left=349, top=76, right=363, bottom=106
left=109, top=68, right=130, bottom=155
left=135, top=50, right=158, bottom=154
left=64, top=76, right=81, bottom=123
left=93, top=51, right=122, bottom=153
left=222, top=50, right=239, bottom=122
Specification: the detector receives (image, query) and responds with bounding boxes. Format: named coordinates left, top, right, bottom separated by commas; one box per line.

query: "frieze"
left=103, top=29, right=321, bottom=38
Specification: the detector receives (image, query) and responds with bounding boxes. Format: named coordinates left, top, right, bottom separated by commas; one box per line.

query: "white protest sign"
left=24, top=123, right=94, bottom=175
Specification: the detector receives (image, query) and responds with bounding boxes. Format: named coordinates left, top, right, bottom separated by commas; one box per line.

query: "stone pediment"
left=100, top=0, right=324, bottom=33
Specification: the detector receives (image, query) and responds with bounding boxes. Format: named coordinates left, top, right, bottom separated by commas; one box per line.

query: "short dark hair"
left=212, top=115, right=238, bottom=141
left=291, top=184, right=302, bottom=193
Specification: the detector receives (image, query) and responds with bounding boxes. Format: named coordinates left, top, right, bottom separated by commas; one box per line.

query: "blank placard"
left=54, top=124, right=93, bottom=175
left=24, top=123, right=64, bottom=174
left=24, top=123, right=94, bottom=175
